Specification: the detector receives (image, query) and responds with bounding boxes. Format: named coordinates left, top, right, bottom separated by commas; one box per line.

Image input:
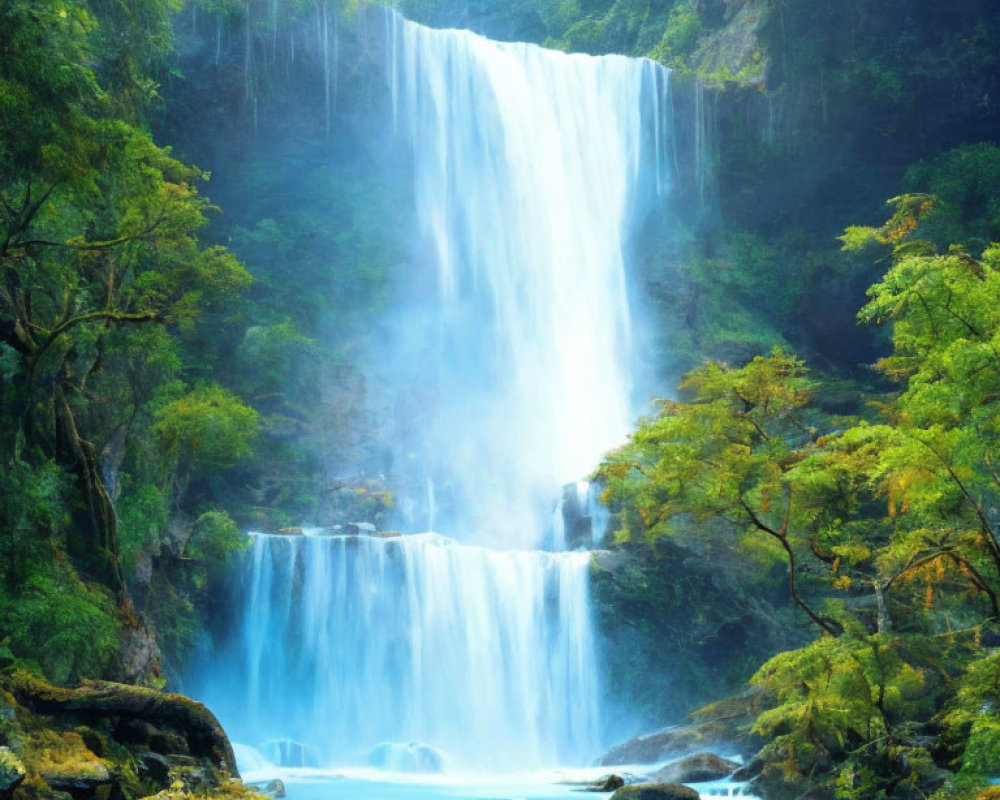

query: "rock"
left=366, top=741, right=444, bottom=773
left=115, top=616, right=163, bottom=690
left=647, top=753, right=739, bottom=784
left=582, top=775, right=625, bottom=792
left=375, top=530, right=402, bottom=538
left=609, top=783, right=699, bottom=800
left=277, top=527, right=303, bottom=535
left=0, top=747, right=27, bottom=797
left=75, top=731, right=106, bottom=759
left=147, top=732, right=188, bottom=757
left=115, top=720, right=157, bottom=748
left=8, top=671, right=238, bottom=776
left=691, top=0, right=770, bottom=89
left=138, top=752, right=171, bottom=785
left=33, top=732, right=112, bottom=797
left=245, top=778, right=287, bottom=799
left=559, top=482, right=594, bottom=550
left=730, top=756, right=763, bottom=782
left=346, top=522, right=377, bottom=537
left=599, top=727, right=702, bottom=766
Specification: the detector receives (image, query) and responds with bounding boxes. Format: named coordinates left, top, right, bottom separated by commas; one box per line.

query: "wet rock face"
left=609, top=783, right=700, bottom=800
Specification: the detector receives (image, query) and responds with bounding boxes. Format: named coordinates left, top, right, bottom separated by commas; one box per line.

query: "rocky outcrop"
left=647, top=753, right=739, bottom=783
left=7, top=672, right=236, bottom=775
left=599, top=728, right=703, bottom=766
left=0, top=671, right=249, bottom=800
left=609, top=784, right=699, bottom=800
left=691, top=0, right=770, bottom=88
left=584, top=775, right=626, bottom=792
left=599, top=690, right=769, bottom=770
left=345, top=522, right=377, bottom=537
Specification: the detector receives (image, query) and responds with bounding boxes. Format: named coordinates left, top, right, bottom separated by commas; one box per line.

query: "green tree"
left=843, top=196, right=1000, bottom=626
left=597, top=349, right=854, bottom=635
left=0, top=0, right=251, bottom=599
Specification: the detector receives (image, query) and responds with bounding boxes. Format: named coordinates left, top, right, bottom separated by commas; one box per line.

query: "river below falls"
left=240, top=766, right=758, bottom=800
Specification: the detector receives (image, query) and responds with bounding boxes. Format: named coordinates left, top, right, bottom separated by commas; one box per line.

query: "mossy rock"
left=609, top=783, right=699, bottom=800
left=5, top=672, right=235, bottom=776
left=0, top=747, right=27, bottom=796
left=28, top=730, right=111, bottom=792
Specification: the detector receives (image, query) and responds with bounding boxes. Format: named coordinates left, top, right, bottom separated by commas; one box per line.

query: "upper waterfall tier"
left=380, top=10, right=674, bottom=546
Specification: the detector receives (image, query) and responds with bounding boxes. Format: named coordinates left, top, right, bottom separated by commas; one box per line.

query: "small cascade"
left=208, top=532, right=600, bottom=770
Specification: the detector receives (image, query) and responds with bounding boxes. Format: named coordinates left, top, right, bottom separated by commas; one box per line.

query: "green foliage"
left=941, top=651, right=1000, bottom=779
left=186, top=511, right=249, bottom=587
left=904, top=144, right=1000, bottom=254
left=153, top=384, right=259, bottom=470
left=117, top=484, right=169, bottom=574
left=656, top=2, right=702, bottom=60
left=0, top=559, right=119, bottom=685
left=752, top=631, right=938, bottom=797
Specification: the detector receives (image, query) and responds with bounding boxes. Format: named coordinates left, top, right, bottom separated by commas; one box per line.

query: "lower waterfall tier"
left=196, top=532, right=602, bottom=771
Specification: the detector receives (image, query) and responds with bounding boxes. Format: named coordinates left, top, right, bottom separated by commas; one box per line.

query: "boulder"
left=345, top=522, right=377, bottom=537
left=609, top=784, right=699, bottom=800
left=647, top=753, right=739, bottom=784
left=559, top=482, right=594, bottom=550
left=0, top=748, right=27, bottom=798
left=138, top=752, right=171, bottom=785
left=582, top=775, right=625, bottom=792
left=366, top=741, right=444, bottom=773
left=599, top=727, right=702, bottom=766
left=32, top=732, right=112, bottom=797
left=244, top=778, right=286, bottom=799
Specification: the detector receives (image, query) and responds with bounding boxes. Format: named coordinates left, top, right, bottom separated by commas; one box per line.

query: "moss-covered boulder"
left=0, top=672, right=250, bottom=800
left=5, top=672, right=235, bottom=775
left=609, top=783, right=699, bottom=800
left=28, top=731, right=111, bottom=797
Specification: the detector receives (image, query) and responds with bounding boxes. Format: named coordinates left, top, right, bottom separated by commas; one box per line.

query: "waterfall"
left=196, top=11, right=682, bottom=775
left=211, top=533, right=599, bottom=770
left=381, top=10, right=671, bottom=546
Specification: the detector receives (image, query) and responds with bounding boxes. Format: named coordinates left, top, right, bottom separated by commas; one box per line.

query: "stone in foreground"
left=610, top=783, right=700, bottom=800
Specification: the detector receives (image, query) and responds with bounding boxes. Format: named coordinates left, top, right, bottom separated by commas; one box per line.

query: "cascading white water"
left=197, top=11, right=682, bottom=776
left=212, top=532, right=599, bottom=770
left=383, top=10, right=671, bottom=545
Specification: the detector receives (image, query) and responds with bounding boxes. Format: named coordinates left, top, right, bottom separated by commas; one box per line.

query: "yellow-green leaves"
left=153, top=384, right=259, bottom=470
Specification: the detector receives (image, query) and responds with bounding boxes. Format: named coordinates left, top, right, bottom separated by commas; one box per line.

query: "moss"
left=26, top=730, right=111, bottom=785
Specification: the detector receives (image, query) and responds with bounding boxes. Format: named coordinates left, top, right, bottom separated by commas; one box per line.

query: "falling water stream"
left=191, top=9, right=739, bottom=797
left=383, top=11, right=670, bottom=544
